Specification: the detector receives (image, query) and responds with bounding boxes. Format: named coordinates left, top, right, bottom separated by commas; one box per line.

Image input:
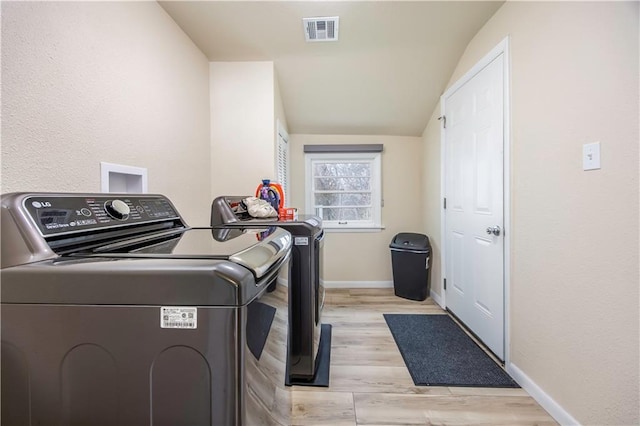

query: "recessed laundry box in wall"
left=100, top=162, right=148, bottom=193
left=389, top=233, right=432, bottom=301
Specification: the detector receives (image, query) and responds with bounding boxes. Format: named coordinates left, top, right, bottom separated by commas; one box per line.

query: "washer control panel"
left=23, top=195, right=181, bottom=236
left=104, top=199, right=131, bottom=220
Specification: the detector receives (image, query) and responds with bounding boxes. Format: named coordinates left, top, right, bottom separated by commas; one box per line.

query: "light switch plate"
left=583, top=142, right=601, bottom=171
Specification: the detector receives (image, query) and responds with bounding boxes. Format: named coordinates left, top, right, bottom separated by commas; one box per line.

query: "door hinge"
left=438, top=115, right=446, bottom=129
left=443, top=198, right=447, bottom=209
left=443, top=278, right=447, bottom=290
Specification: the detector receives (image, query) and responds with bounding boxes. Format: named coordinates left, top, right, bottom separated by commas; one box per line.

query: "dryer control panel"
left=22, top=194, right=181, bottom=236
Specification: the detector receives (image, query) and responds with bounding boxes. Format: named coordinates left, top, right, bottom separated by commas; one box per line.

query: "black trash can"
left=389, top=233, right=431, bottom=301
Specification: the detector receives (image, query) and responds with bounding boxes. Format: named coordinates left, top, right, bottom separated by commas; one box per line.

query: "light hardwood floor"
left=289, top=288, right=557, bottom=426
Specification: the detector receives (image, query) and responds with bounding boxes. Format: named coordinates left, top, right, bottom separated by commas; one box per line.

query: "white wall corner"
left=429, top=289, right=445, bottom=308
left=277, top=275, right=288, bottom=287
left=507, top=362, right=580, bottom=426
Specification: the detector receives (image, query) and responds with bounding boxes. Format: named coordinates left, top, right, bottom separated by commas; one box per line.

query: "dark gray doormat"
left=384, top=314, right=519, bottom=387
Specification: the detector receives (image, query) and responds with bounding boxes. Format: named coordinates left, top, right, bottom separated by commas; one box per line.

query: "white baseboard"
left=507, top=363, right=580, bottom=426
left=429, top=289, right=445, bottom=308
left=323, top=280, right=393, bottom=289
left=278, top=279, right=394, bottom=289
left=276, top=276, right=288, bottom=287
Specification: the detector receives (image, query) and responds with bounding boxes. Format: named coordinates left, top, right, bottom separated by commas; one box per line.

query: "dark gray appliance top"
left=73, top=227, right=292, bottom=279
left=0, top=192, right=292, bottom=306
left=1, top=227, right=291, bottom=306
left=211, top=195, right=323, bottom=236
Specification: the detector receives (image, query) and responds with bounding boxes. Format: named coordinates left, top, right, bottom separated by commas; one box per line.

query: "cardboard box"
left=278, top=207, right=298, bottom=221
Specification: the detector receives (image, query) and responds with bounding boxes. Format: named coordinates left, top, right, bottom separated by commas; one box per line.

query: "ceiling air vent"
left=303, top=17, right=339, bottom=42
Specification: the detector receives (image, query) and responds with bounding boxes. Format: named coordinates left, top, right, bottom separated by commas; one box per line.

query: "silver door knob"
left=486, top=225, right=501, bottom=236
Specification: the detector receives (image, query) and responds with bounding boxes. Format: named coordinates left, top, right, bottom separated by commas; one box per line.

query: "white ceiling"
left=159, top=1, right=503, bottom=136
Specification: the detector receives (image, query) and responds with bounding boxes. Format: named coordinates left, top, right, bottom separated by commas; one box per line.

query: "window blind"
left=276, top=122, right=290, bottom=202
left=303, top=144, right=383, bottom=153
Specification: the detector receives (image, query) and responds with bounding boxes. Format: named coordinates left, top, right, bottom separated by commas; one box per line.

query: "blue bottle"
left=259, top=179, right=280, bottom=212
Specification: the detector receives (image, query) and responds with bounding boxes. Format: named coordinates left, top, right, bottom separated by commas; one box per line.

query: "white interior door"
left=443, top=52, right=505, bottom=360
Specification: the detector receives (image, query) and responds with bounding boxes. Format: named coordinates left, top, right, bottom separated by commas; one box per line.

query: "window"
left=305, top=151, right=382, bottom=230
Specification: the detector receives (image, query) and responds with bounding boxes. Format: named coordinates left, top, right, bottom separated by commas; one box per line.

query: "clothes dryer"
left=211, top=195, right=327, bottom=383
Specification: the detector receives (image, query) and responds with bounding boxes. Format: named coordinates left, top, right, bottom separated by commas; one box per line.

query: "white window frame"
left=305, top=151, right=382, bottom=231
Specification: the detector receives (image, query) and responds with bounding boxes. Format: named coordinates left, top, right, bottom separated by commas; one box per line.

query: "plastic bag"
left=243, top=196, right=278, bottom=218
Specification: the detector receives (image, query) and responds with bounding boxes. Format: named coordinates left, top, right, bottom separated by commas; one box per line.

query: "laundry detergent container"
left=389, top=233, right=431, bottom=301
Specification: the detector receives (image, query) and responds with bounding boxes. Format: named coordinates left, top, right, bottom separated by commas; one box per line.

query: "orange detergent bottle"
left=255, top=180, right=284, bottom=211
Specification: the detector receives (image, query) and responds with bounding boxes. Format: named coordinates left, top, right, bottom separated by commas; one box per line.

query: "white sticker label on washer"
left=161, top=307, right=197, bottom=329
left=294, top=237, right=309, bottom=246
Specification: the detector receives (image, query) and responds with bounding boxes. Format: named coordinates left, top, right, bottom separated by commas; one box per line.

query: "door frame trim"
left=439, top=36, right=511, bottom=363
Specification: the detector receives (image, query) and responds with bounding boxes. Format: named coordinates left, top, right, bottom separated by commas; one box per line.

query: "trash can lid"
left=389, top=233, right=430, bottom=250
